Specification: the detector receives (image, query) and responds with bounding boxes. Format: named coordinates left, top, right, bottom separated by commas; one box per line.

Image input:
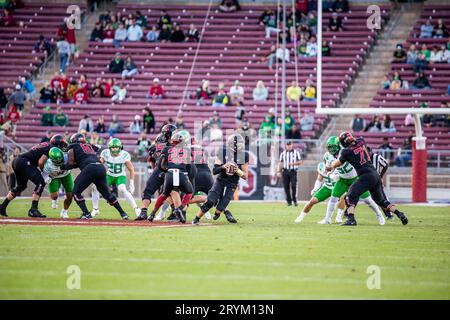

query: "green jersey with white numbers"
left=43, top=154, right=70, bottom=179
left=325, top=151, right=357, bottom=179
left=317, top=162, right=334, bottom=189
left=100, top=149, right=131, bottom=177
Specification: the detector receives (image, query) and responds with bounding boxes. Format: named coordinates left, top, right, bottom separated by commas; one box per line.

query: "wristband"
left=236, top=169, right=244, bottom=177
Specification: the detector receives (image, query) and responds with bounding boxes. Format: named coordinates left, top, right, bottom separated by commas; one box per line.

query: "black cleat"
left=0, top=206, right=7, bottom=217
left=177, top=209, right=186, bottom=224
left=224, top=210, right=237, bottom=223
left=167, top=211, right=178, bottom=221
left=383, top=209, right=394, bottom=220
left=395, top=211, right=408, bottom=225
left=341, top=219, right=357, bottom=226
left=121, top=214, right=129, bottom=220
left=28, top=208, right=46, bottom=218
left=147, top=212, right=155, bottom=222
left=135, top=211, right=148, bottom=221
left=343, top=211, right=349, bottom=219
left=294, top=202, right=298, bottom=207
left=287, top=203, right=292, bottom=207
left=213, top=212, right=221, bottom=220
left=80, top=213, right=93, bottom=219
left=192, top=217, right=200, bottom=225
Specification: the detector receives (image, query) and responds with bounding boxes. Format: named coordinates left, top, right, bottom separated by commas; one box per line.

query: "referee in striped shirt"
left=277, top=141, right=302, bottom=206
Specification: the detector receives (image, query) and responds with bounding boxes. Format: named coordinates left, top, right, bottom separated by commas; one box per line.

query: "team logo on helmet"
left=49, top=147, right=64, bottom=166
left=161, top=124, right=177, bottom=142
left=108, top=138, right=122, bottom=156
left=70, top=133, right=86, bottom=144
left=338, top=132, right=355, bottom=148
left=50, top=134, right=68, bottom=151
left=326, top=136, right=341, bottom=155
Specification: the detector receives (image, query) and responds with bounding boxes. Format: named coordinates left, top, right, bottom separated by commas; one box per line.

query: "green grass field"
left=0, top=199, right=449, bottom=299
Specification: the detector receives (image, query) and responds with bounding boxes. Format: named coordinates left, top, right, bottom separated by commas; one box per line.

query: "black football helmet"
left=50, top=134, right=68, bottom=151
left=70, top=133, right=86, bottom=144
left=161, top=124, right=177, bottom=143
left=338, top=131, right=355, bottom=148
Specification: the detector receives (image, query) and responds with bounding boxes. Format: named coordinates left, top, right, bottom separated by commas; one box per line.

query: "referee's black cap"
left=286, top=141, right=292, bottom=145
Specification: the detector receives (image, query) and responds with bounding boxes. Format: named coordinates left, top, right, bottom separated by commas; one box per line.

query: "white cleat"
left=134, top=207, right=141, bottom=217
left=204, top=212, right=212, bottom=220
left=154, top=210, right=165, bottom=221
left=376, top=214, right=386, bottom=226
left=294, top=212, right=306, bottom=223
left=335, top=216, right=343, bottom=224
left=91, top=208, right=100, bottom=217
left=317, top=219, right=331, bottom=225
left=60, top=209, right=69, bottom=219
left=51, top=200, right=58, bottom=209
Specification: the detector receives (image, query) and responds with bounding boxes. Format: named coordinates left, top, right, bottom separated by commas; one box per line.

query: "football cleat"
left=317, top=219, right=331, bottom=225
left=28, top=208, right=46, bottom=218
left=147, top=212, right=155, bottom=222
left=51, top=200, right=58, bottom=209
left=376, top=214, right=386, bottom=226
left=91, top=208, right=100, bottom=217
left=121, top=215, right=129, bottom=220
left=177, top=209, right=186, bottom=224
left=341, top=219, right=357, bottom=226
left=60, top=209, right=69, bottom=219
left=191, top=217, right=200, bottom=225
left=154, top=210, right=165, bottom=221
left=167, top=212, right=179, bottom=222
left=294, top=212, right=306, bottom=223
left=395, top=211, right=408, bottom=225
left=213, top=212, right=221, bottom=220
left=204, top=211, right=211, bottom=220
left=135, top=211, right=148, bottom=221
left=224, top=210, right=237, bottom=223
left=80, top=213, right=93, bottom=219
left=134, top=207, right=141, bottom=217
left=0, top=205, right=7, bottom=217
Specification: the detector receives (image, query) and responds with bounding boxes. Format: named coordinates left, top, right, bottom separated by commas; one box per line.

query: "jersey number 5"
left=353, top=145, right=370, bottom=165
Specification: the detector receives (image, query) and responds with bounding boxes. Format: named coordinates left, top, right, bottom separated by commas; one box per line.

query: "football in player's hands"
left=224, top=161, right=238, bottom=176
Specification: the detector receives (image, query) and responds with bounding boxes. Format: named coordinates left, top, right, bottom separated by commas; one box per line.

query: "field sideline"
left=0, top=199, right=449, bottom=299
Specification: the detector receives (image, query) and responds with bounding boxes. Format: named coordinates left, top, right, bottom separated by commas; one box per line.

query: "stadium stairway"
left=303, top=3, right=423, bottom=165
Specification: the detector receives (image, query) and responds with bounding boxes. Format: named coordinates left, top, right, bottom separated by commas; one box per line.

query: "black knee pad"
left=345, top=195, right=357, bottom=208
left=200, top=200, right=214, bottom=213
left=106, top=194, right=118, bottom=205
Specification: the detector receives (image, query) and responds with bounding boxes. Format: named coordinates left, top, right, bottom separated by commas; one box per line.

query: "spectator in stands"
left=414, top=52, right=428, bottom=73
left=229, top=80, right=244, bottom=106
left=412, top=72, right=431, bottom=90
left=186, top=24, right=200, bottom=42
left=434, top=102, right=450, bottom=127
left=129, top=115, right=143, bottom=134
left=264, top=45, right=277, bottom=71
left=303, top=80, right=317, bottom=101
left=0, top=88, right=8, bottom=115
left=390, top=72, right=403, bottom=90
left=95, top=115, right=106, bottom=133
left=175, top=112, right=185, bottom=130
left=420, top=20, right=433, bottom=38
left=135, top=132, right=149, bottom=157
left=196, top=80, right=214, bottom=106
left=102, top=23, right=115, bottom=43
left=252, top=80, right=269, bottom=101
left=406, top=44, right=418, bottom=64
left=442, top=45, right=450, bottom=63
left=286, top=81, right=302, bottom=102
left=90, top=78, right=104, bottom=98
left=209, top=110, right=222, bottom=128
left=109, top=52, right=124, bottom=73
left=350, top=114, right=365, bottom=132
left=90, top=23, right=104, bottom=42
left=111, top=83, right=127, bottom=103
left=395, top=136, right=412, bottom=167
left=5, top=104, right=19, bottom=124
left=381, top=114, right=396, bottom=133
left=8, top=85, right=25, bottom=112
left=146, top=25, right=159, bottom=42
left=121, top=55, right=138, bottom=79
left=420, top=43, right=431, bottom=61
left=39, top=82, right=55, bottom=104
left=299, top=110, right=314, bottom=131
left=53, top=107, right=69, bottom=127
left=433, top=19, right=448, bottom=38
left=87, top=131, right=104, bottom=146
left=35, top=34, right=52, bottom=58
left=135, top=11, right=147, bottom=29
left=322, top=40, right=331, bottom=56
left=170, top=24, right=186, bottom=42
left=379, top=137, right=394, bottom=161
left=219, top=0, right=240, bottom=13
left=143, top=107, right=155, bottom=133
left=78, top=114, right=94, bottom=133
left=57, top=36, right=71, bottom=73
left=298, top=38, right=308, bottom=57
left=102, top=78, right=114, bottom=97
left=328, top=12, right=343, bottom=32
left=286, top=123, right=301, bottom=140
left=323, top=0, right=335, bottom=13
left=258, top=8, right=272, bottom=26
left=201, top=120, right=210, bottom=141
left=212, top=83, right=230, bottom=107
left=127, top=19, right=143, bottom=42
left=99, top=10, right=112, bottom=24
left=147, top=78, right=164, bottom=100
left=259, top=115, right=275, bottom=138
left=110, top=15, right=119, bottom=30
left=284, top=108, right=295, bottom=132
left=158, top=10, right=172, bottom=31
left=0, top=9, right=14, bottom=27
left=108, top=114, right=123, bottom=137
left=263, top=10, right=280, bottom=39
left=158, top=24, right=172, bottom=43
left=364, top=115, right=382, bottom=132
left=422, top=112, right=435, bottom=128
left=73, top=84, right=89, bottom=104
left=430, top=45, right=444, bottom=64
left=306, top=36, right=318, bottom=57
left=404, top=112, right=414, bottom=126
left=392, top=44, right=406, bottom=63
left=66, top=79, right=78, bottom=102
left=79, top=74, right=89, bottom=92
left=381, top=75, right=391, bottom=89
left=333, top=0, right=349, bottom=12
left=276, top=44, right=290, bottom=63
left=20, top=76, right=36, bottom=107
left=41, top=130, right=53, bottom=143
left=114, top=23, right=127, bottom=48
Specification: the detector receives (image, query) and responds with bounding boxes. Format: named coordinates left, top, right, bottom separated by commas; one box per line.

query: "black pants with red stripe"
left=73, top=163, right=116, bottom=206
left=11, top=157, right=45, bottom=197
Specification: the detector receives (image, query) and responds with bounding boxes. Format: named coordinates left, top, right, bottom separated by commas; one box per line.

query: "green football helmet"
left=326, top=136, right=341, bottom=155
left=49, top=147, right=64, bottom=166
left=108, top=138, right=122, bottom=156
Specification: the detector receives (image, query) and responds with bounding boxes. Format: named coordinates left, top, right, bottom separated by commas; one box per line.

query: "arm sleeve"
left=213, top=164, right=223, bottom=175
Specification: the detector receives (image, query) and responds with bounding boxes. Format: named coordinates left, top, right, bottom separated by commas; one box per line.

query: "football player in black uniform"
left=0, top=135, right=68, bottom=217
left=147, top=130, right=194, bottom=223
left=60, top=133, right=128, bottom=219
left=326, top=132, right=408, bottom=226
left=135, top=124, right=176, bottom=221
left=192, top=133, right=249, bottom=225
